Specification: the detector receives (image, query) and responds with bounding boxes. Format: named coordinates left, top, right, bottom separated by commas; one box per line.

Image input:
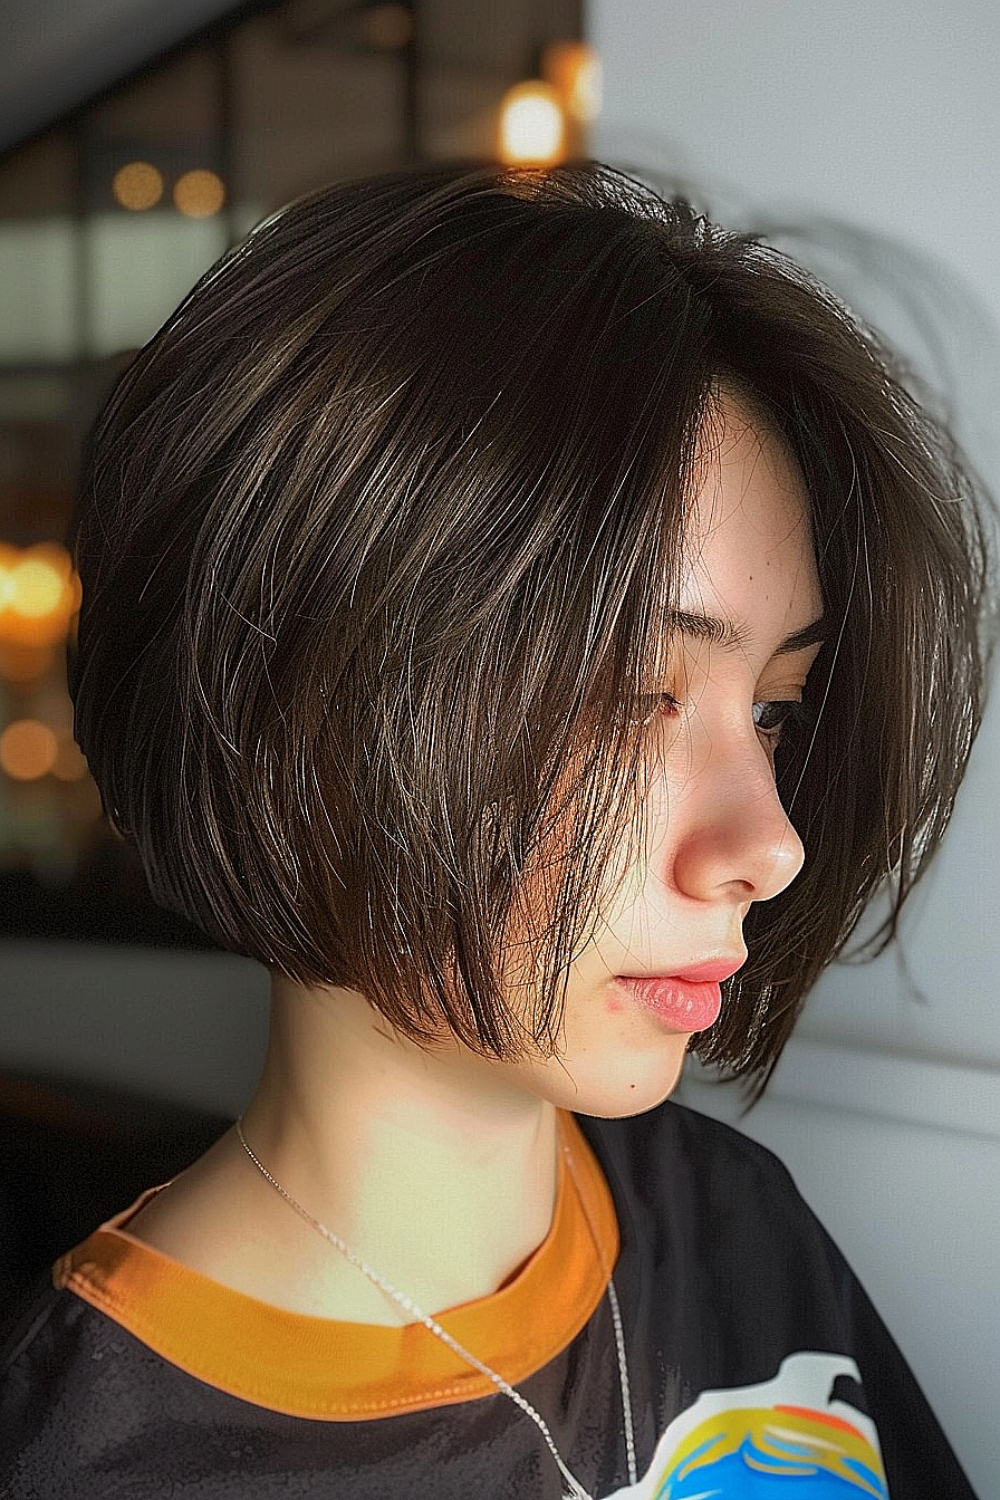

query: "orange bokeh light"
left=541, top=42, right=602, bottom=123
left=112, top=160, right=164, bottom=211
left=498, top=81, right=566, bottom=166
left=0, top=719, right=59, bottom=781
left=174, top=169, right=226, bottom=218
left=0, top=541, right=80, bottom=650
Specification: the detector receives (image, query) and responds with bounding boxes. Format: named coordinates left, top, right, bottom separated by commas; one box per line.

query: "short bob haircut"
left=67, top=158, right=996, bottom=1105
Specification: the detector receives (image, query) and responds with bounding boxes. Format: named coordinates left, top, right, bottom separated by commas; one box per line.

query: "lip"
left=614, top=975, right=723, bottom=1032
left=616, top=956, right=746, bottom=984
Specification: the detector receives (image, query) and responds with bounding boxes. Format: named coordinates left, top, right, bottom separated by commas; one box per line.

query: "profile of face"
left=283, top=392, right=826, bottom=1124
left=482, top=391, right=826, bottom=1118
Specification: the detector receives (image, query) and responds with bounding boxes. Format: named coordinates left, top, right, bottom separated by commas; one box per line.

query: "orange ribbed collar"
left=53, top=1108, right=618, bottom=1421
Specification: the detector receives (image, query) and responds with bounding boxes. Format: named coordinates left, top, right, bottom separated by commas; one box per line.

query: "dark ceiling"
left=0, top=0, right=245, bottom=156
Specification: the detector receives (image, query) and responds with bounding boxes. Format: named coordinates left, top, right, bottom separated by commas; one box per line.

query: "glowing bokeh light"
left=174, top=169, right=226, bottom=218
left=112, top=160, right=164, bottom=211
left=9, top=557, right=64, bottom=617
left=0, top=719, right=59, bottom=781
left=541, top=41, right=602, bottom=122
left=498, top=82, right=566, bottom=166
left=0, top=542, right=79, bottom=652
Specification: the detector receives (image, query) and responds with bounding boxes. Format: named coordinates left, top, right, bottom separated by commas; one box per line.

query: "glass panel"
left=81, top=45, right=229, bottom=359
left=232, top=5, right=407, bottom=212
left=0, top=0, right=585, bottom=943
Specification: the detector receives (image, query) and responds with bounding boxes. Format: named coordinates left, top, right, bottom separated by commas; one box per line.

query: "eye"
left=752, top=698, right=812, bottom=749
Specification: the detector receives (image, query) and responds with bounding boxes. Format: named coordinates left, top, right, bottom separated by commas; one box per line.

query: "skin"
left=124, top=393, right=825, bottom=1325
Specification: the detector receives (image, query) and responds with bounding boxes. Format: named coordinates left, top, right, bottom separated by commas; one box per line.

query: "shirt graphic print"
left=601, top=1351, right=885, bottom=1498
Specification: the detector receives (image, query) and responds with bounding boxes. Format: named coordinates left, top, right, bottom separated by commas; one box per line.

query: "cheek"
left=529, top=997, right=691, bottom=1119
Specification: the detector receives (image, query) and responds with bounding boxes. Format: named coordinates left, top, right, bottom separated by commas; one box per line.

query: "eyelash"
left=640, top=693, right=814, bottom=749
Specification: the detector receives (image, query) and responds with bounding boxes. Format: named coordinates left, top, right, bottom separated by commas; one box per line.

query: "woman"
left=1, top=158, right=992, bottom=1498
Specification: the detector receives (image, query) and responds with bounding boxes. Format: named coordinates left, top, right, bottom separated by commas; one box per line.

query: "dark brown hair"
left=66, top=158, right=996, bottom=1105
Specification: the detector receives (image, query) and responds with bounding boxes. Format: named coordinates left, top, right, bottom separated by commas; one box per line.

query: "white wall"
left=587, top=2, right=1000, bottom=1492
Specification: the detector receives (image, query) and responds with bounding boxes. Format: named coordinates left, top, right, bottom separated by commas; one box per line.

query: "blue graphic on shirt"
left=599, top=1352, right=887, bottom=1499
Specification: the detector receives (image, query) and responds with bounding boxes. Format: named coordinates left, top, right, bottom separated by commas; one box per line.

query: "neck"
left=236, top=978, right=561, bottom=1320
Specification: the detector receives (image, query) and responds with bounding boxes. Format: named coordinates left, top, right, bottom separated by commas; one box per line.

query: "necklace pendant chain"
left=235, top=1117, right=638, bottom=1499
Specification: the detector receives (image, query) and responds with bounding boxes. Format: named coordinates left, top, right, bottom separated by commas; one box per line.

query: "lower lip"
left=614, top=976, right=723, bottom=1032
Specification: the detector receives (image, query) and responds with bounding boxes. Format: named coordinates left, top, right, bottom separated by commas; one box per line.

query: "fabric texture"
left=0, top=1098, right=980, bottom=1499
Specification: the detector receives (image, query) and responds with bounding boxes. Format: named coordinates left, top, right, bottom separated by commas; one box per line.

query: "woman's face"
left=491, top=392, right=826, bottom=1117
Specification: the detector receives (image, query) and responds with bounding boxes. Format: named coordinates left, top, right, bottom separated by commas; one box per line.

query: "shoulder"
left=1, top=1271, right=164, bottom=1495
left=1, top=1268, right=122, bottom=1411
left=575, top=1098, right=857, bottom=1339
left=1, top=1277, right=89, bottom=1482
left=577, top=1094, right=800, bottom=1191
left=575, top=1097, right=830, bottom=1251
left=1, top=1268, right=85, bottom=1393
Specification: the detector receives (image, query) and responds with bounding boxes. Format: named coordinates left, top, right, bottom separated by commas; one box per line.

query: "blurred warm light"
left=112, top=160, right=165, bottom=211
left=541, top=41, right=602, bottom=122
left=0, top=642, right=56, bottom=683
left=357, top=3, right=412, bottom=48
left=174, top=169, right=226, bottom=218
left=0, top=542, right=79, bottom=651
left=0, top=719, right=59, bottom=781
left=498, top=81, right=566, bottom=166
left=8, top=557, right=63, bottom=617
left=51, top=733, right=90, bottom=783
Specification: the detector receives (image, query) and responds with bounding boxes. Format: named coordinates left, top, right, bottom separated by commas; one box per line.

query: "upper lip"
left=617, top=956, right=747, bottom=984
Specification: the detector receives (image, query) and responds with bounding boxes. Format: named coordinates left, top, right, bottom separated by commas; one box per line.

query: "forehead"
left=690, top=391, right=811, bottom=537
left=677, top=394, right=822, bottom=650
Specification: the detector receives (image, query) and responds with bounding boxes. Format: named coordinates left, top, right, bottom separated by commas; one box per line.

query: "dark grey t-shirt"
left=0, top=1100, right=980, bottom=1498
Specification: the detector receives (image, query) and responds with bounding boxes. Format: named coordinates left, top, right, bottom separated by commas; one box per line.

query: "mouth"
left=613, top=974, right=725, bottom=1032
left=611, top=956, right=745, bottom=1033
left=616, top=956, right=746, bottom=985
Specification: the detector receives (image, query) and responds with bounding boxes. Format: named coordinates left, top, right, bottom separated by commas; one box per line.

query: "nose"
left=666, top=728, right=806, bottom=906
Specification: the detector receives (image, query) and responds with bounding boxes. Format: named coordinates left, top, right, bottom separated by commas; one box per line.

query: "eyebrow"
left=667, top=610, right=829, bottom=657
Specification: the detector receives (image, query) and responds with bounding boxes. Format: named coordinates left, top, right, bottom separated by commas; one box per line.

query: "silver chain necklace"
left=235, top=1116, right=638, bottom=1500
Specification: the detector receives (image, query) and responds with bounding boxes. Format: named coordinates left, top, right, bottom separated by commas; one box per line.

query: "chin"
left=542, top=1045, right=689, bottom=1120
